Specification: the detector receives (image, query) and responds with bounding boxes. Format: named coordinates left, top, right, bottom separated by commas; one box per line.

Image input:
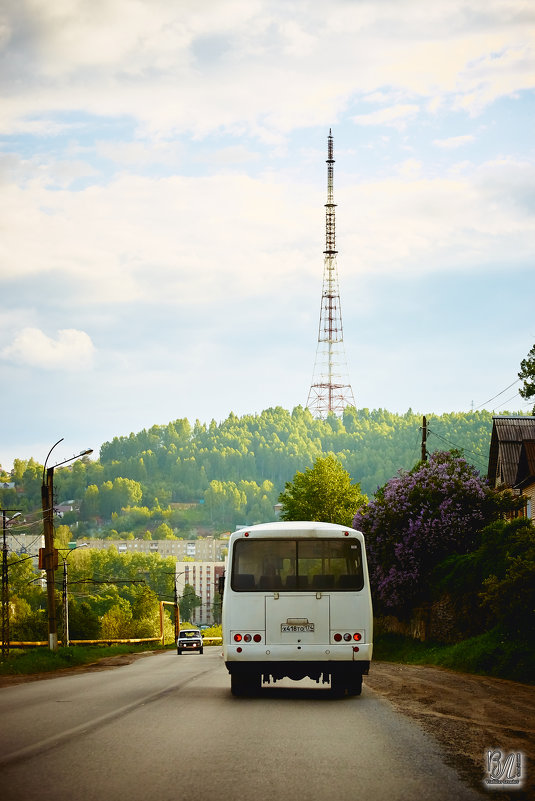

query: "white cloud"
left=1, top=328, right=95, bottom=370
left=337, top=157, right=535, bottom=277
left=434, top=135, right=476, bottom=148
left=352, top=105, right=420, bottom=130
left=1, top=1, right=533, bottom=138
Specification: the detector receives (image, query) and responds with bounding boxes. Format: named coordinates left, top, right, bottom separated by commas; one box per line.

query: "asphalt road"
left=0, top=649, right=484, bottom=801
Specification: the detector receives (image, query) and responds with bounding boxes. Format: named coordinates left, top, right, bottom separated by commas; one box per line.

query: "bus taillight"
left=234, top=633, right=242, bottom=642
left=333, top=631, right=363, bottom=642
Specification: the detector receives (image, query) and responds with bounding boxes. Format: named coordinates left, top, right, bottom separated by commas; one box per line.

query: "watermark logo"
left=484, top=749, right=525, bottom=788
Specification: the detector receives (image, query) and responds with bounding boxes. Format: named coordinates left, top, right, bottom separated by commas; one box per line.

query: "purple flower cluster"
left=353, top=451, right=493, bottom=615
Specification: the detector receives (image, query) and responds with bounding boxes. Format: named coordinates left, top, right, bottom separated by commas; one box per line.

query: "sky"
left=1, top=0, right=534, bottom=472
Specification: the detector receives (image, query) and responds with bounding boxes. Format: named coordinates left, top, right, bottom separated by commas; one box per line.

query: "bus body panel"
left=222, top=521, right=373, bottom=695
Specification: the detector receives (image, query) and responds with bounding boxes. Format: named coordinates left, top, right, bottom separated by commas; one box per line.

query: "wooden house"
left=487, top=415, right=535, bottom=521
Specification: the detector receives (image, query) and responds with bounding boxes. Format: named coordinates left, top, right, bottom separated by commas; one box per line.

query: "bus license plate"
left=281, top=624, right=315, bottom=633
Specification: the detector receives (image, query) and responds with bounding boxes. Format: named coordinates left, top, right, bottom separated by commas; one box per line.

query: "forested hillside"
left=1, top=407, right=501, bottom=537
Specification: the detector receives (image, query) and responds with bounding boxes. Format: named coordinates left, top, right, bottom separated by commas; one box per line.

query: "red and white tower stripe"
left=306, top=130, right=356, bottom=417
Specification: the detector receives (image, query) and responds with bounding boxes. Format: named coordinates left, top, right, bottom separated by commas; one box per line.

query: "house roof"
left=516, top=441, right=535, bottom=488
left=488, top=415, right=535, bottom=489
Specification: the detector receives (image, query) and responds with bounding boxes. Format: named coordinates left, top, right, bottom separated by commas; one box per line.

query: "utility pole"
left=41, top=458, right=59, bottom=651
left=60, top=543, right=88, bottom=647
left=421, top=415, right=428, bottom=462
left=174, top=576, right=180, bottom=643
left=2, top=509, right=22, bottom=658
left=41, top=439, right=93, bottom=651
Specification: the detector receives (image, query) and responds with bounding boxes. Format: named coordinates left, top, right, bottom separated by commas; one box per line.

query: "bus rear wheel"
left=347, top=674, right=363, bottom=696
left=331, top=670, right=362, bottom=697
left=230, top=671, right=260, bottom=697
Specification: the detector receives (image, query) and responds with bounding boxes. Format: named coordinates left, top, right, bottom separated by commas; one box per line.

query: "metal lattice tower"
left=306, top=130, right=355, bottom=417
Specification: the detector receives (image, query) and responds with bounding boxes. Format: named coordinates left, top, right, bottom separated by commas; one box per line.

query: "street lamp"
left=2, top=510, right=22, bottom=658
left=41, top=439, right=93, bottom=651
left=60, top=543, right=88, bottom=647
left=164, top=570, right=186, bottom=642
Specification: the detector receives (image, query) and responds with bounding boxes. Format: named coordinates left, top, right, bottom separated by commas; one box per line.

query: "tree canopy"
left=352, top=450, right=513, bottom=617
left=518, top=343, right=535, bottom=414
left=278, top=453, right=367, bottom=526
left=0, top=407, right=515, bottom=539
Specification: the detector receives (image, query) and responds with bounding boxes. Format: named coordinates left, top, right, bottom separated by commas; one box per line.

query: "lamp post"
left=41, top=439, right=93, bottom=651
left=164, top=570, right=186, bottom=642
left=60, top=543, right=88, bottom=647
left=2, top=510, right=22, bottom=658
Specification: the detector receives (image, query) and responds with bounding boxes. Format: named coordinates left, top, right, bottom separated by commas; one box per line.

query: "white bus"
left=222, top=521, right=373, bottom=696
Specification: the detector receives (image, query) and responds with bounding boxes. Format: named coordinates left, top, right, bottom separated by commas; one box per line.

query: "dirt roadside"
left=365, top=662, right=535, bottom=799
left=1, top=654, right=533, bottom=797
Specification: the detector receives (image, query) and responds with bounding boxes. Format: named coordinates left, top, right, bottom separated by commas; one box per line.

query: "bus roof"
left=230, top=521, right=364, bottom=542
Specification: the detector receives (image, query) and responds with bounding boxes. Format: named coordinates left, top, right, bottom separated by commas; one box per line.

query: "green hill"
left=1, top=406, right=503, bottom=538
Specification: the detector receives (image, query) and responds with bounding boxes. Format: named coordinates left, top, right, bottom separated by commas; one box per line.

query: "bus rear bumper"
left=224, top=643, right=373, bottom=678
left=224, top=642, right=372, bottom=667
left=225, top=658, right=371, bottom=685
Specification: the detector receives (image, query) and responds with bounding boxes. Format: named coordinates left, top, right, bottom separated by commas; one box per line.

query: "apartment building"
left=175, top=561, right=225, bottom=627
left=3, top=533, right=44, bottom=570
left=81, top=536, right=227, bottom=561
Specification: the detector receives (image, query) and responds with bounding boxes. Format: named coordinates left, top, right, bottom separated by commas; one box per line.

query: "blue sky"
left=0, top=0, right=534, bottom=471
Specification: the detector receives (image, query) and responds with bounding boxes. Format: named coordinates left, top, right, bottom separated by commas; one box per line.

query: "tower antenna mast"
left=306, top=130, right=355, bottom=417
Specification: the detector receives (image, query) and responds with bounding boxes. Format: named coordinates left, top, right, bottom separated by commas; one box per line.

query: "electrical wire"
left=425, top=427, right=489, bottom=472
left=491, top=391, right=524, bottom=411
left=473, top=379, right=521, bottom=410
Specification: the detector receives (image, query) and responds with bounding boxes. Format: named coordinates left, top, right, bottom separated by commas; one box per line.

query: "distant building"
left=81, top=536, right=227, bottom=561
left=56, top=501, right=76, bottom=517
left=487, top=415, right=535, bottom=521
left=175, top=561, right=226, bottom=626
left=3, top=533, right=45, bottom=570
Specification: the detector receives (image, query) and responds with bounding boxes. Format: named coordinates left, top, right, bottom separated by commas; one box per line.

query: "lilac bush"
left=353, top=450, right=498, bottom=616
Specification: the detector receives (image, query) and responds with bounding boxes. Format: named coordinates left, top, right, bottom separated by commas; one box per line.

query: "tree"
left=81, top=484, right=99, bottom=519
left=100, top=598, right=133, bottom=639
left=352, top=450, right=508, bottom=617
left=518, top=343, right=535, bottom=414
left=179, top=583, right=202, bottom=622
left=479, top=520, right=535, bottom=639
left=278, top=453, right=367, bottom=526
left=153, top=522, right=176, bottom=540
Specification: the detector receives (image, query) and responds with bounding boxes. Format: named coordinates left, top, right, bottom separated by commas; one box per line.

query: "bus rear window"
left=231, top=538, right=364, bottom=592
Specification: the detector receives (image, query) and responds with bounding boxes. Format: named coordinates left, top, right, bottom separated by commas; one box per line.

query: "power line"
left=426, top=427, right=489, bottom=472
left=473, top=379, right=521, bottom=410
left=492, top=391, right=524, bottom=411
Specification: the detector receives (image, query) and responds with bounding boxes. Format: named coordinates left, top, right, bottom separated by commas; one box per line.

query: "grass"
left=2, top=627, right=532, bottom=684
left=0, top=642, right=165, bottom=676
left=373, top=629, right=534, bottom=684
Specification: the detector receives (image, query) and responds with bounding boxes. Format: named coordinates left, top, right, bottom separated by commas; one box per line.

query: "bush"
left=373, top=629, right=534, bottom=684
